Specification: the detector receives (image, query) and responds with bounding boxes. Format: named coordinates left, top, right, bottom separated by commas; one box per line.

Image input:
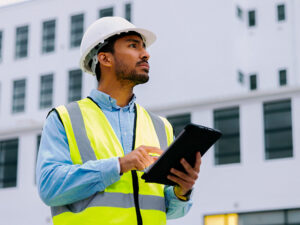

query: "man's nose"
left=141, top=48, right=150, bottom=60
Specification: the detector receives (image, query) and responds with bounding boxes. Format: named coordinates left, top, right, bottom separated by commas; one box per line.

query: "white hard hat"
left=79, top=16, right=156, bottom=75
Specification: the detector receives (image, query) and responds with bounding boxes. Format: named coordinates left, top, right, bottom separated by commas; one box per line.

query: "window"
left=15, top=25, right=29, bottom=58
left=0, top=139, right=18, bottom=188
left=70, top=14, right=84, bottom=48
left=204, top=209, right=300, bottom=225
left=249, top=74, right=257, bottom=90
left=236, top=6, right=243, bottom=20
left=68, top=69, right=82, bottom=102
left=39, top=74, right=53, bottom=109
left=279, top=69, right=287, bottom=86
left=214, top=107, right=240, bottom=165
left=167, top=113, right=191, bottom=137
left=264, top=99, right=293, bottom=159
left=248, top=10, right=256, bottom=27
left=277, top=4, right=285, bottom=21
left=205, top=214, right=238, bottom=225
left=0, top=31, right=2, bottom=62
left=12, top=79, right=26, bottom=113
left=42, top=19, right=56, bottom=53
left=125, top=3, right=132, bottom=21
left=238, top=71, right=244, bottom=84
left=239, top=209, right=300, bottom=225
left=99, top=7, right=114, bottom=18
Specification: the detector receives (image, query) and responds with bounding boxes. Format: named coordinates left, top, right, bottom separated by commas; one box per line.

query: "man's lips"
left=137, top=62, right=149, bottom=69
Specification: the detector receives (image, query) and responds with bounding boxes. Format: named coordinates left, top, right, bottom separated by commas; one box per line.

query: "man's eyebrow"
left=126, top=39, right=146, bottom=47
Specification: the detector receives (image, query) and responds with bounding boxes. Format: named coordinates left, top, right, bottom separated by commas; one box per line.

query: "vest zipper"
left=131, top=105, right=143, bottom=225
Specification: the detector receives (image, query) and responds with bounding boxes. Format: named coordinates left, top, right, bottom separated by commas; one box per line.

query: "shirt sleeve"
left=36, top=111, right=121, bottom=207
left=164, top=185, right=193, bottom=219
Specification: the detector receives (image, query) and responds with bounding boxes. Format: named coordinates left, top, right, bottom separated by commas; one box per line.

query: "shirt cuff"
left=96, top=157, right=121, bottom=188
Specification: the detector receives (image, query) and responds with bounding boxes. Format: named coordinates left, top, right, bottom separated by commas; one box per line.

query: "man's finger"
left=170, top=168, right=195, bottom=183
left=144, top=146, right=163, bottom=155
left=194, top=152, right=201, bottom=172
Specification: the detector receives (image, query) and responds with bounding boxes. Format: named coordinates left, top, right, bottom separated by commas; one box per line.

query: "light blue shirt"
left=36, top=89, right=192, bottom=220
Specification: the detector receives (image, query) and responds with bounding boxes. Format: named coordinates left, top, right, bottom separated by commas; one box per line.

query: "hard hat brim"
left=80, top=27, right=156, bottom=75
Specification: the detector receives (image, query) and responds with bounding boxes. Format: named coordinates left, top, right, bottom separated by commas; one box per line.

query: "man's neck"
left=97, top=81, right=134, bottom=107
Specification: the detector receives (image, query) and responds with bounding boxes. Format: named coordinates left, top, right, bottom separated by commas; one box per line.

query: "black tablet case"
left=141, top=123, right=222, bottom=186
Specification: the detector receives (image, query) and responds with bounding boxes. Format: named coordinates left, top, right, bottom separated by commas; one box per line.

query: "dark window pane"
left=15, top=26, right=29, bottom=58
left=68, top=69, right=82, bottom=102
left=0, top=31, right=2, bottom=61
left=236, top=6, right=243, bottom=20
left=214, top=107, right=240, bottom=165
left=99, top=7, right=114, bottom=18
left=277, top=4, right=285, bottom=21
left=238, top=71, right=244, bottom=84
left=279, top=69, right=287, bottom=86
left=167, top=113, right=191, bottom=137
left=70, top=14, right=84, bottom=48
left=42, top=20, right=56, bottom=53
left=250, top=74, right=257, bottom=90
left=125, top=3, right=131, bottom=21
left=0, top=139, right=18, bottom=188
left=39, top=74, right=53, bottom=109
left=264, top=99, right=293, bottom=159
left=248, top=10, right=256, bottom=27
left=12, top=79, right=26, bottom=113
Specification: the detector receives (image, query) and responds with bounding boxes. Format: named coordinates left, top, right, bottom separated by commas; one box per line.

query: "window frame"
left=213, top=107, right=240, bottom=165
left=0, top=138, right=19, bottom=188
left=68, top=69, right=82, bottom=103
left=42, top=19, right=56, bottom=54
left=39, top=73, right=54, bottom=109
left=70, top=13, right=84, bottom=48
left=15, top=25, right=29, bottom=59
left=12, top=79, right=26, bottom=113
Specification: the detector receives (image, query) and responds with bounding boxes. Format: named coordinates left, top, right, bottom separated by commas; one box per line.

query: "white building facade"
left=0, top=0, right=299, bottom=224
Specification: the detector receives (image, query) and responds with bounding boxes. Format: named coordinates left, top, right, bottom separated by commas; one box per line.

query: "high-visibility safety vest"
left=50, top=97, right=174, bottom=225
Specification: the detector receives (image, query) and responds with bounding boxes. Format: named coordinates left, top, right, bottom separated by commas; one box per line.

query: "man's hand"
left=119, top=146, right=163, bottom=173
left=167, top=152, right=201, bottom=196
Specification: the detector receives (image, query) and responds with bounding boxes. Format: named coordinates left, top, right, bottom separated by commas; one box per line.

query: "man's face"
left=112, top=34, right=150, bottom=85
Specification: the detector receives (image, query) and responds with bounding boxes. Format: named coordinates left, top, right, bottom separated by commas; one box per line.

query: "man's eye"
left=129, top=44, right=137, bottom=48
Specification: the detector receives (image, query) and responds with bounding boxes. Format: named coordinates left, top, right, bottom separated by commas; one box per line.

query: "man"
left=36, top=17, right=201, bottom=225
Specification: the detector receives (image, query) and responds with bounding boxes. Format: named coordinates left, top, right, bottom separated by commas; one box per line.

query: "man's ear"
left=97, top=52, right=113, bottom=67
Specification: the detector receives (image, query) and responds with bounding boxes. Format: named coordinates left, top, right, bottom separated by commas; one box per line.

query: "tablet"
left=141, top=123, right=222, bottom=186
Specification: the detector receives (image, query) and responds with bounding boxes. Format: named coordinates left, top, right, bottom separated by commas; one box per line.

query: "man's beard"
left=114, top=58, right=149, bottom=85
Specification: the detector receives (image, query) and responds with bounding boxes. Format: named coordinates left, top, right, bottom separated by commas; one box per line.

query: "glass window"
left=0, top=139, right=18, bottom=188
left=99, top=7, right=114, bottom=18
left=70, top=14, right=84, bottom=48
left=249, top=74, right=257, bottom=90
left=15, top=25, right=29, bottom=58
left=264, top=99, right=293, bottom=159
left=214, top=107, right=240, bottom=165
left=39, top=74, right=53, bottom=109
left=167, top=113, right=191, bottom=137
left=238, top=71, right=244, bottom=84
left=248, top=10, right=256, bottom=27
left=239, top=211, right=284, bottom=225
left=0, top=31, right=2, bottom=62
left=205, top=214, right=238, bottom=225
left=277, top=4, right=285, bottom=21
left=279, top=69, right=287, bottom=86
left=236, top=6, right=243, bottom=20
left=12, top=79, right=26, bottom=113
left=42, top=19, right=56, bottom=53
left=125, top=3, right=132, bottom=21
left=68, top=69, right=82, bottom=103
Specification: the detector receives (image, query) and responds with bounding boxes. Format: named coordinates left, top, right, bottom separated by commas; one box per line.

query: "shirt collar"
left=89, top=89, right=136, bottom=112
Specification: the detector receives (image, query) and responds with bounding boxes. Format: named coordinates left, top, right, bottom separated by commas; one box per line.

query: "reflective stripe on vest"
left=51, top=98, right=174, bottom=225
